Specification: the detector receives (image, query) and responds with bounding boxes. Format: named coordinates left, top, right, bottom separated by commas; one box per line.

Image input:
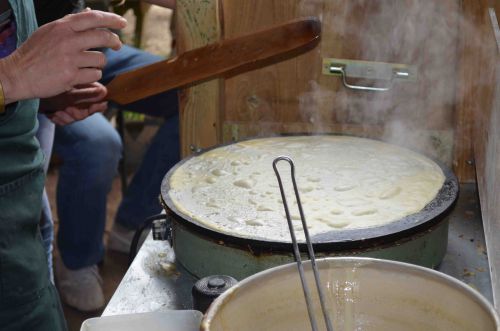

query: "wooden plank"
left=220, top=0, right=459, bottom=168
left=474, top=5, right=500, bottom=312
left=175, top=0, right=221, bottom=157
left=222, top=122, right=386, bottom=142
left=454, top=0, right=491, bottom=182
left=222, top=121, right=453, bottom=164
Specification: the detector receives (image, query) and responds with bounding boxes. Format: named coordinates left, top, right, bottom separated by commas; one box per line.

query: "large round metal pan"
left=160, top=135, right=459, bottom=253
left=202, top=258, right=499, bottom=331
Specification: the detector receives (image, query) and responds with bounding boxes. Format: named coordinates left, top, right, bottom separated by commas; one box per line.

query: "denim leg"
left=115, top=113, right=180, bottom=229
left=102, top=45, right=178, bottom=119
left=102, top=45, right=180, bottom=229
left=37, top=114, right=55, bottom=174
left=102, top=45, right=164, bottom=79
left=36, top=114, right=55, bottom=282
left=54, top=113, right=122, bottom=269
left=39, top=190, right=54, bottom=283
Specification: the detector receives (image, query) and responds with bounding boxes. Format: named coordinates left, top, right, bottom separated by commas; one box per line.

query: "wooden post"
left=176, top=0, right=222, bottom=157
left=454, top=0, right=491, bottom=182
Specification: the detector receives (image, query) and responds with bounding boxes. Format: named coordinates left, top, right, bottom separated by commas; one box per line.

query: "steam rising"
left=296, top=0, right=478, bottom=166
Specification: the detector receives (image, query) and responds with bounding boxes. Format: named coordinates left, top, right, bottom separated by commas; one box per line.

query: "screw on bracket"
left=190, top=144, right=203, bottom=153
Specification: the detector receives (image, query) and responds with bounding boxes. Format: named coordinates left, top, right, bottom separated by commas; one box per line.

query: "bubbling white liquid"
left=168, top=136, right=445, bottom=242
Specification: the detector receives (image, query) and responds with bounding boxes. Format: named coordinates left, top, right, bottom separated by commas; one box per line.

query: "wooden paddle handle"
left=106, top=18, right=321, bottom=105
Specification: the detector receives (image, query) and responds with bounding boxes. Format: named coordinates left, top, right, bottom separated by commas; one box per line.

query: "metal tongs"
left=273, top=156, right=334, bottom=331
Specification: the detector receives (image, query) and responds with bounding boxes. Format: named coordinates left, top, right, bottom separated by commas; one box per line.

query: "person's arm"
left=0, top=10, right=127, bottom=105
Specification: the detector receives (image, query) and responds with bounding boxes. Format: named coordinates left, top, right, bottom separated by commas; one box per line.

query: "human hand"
left=0, top=10, right=127, bottom=104
left=40, top=82, right=108, bottom=126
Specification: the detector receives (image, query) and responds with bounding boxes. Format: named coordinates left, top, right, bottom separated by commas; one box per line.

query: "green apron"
left=0, top=1, right=67, bottom=330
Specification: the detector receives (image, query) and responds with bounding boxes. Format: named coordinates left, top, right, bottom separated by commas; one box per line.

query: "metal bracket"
left=322, top=58, right=417, bottom=92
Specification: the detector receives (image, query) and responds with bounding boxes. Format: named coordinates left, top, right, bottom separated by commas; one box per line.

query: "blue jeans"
left=42, top=45, right=179, bottom=270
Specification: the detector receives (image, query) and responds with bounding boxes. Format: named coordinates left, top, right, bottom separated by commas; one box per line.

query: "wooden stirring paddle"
left=106, top=18, right=321, bottom=105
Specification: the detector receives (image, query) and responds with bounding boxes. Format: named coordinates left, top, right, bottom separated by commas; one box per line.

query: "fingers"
left=39, top=82, right=107, bottom=114
left=12, top=9, right=126, bottom=100
left=48, top=101, right=108, bottom=126
left=49, top=111, right=77, bottom=126
left=67, top=102, right=107, bottom=118
left=70, top=83, right=107, bottom=103
left=88, top=101, right=108, bottom=114
left=76, top=29, right=122, bottom=51
left=78, top=51, right=107, bottom=69
left=74, top=68, right=102, bottom=86
left=68, top=10, right=127, bottom=32
left=69, top=100, right=107, bottom=111
left=49, top=117, right=67, bottom=126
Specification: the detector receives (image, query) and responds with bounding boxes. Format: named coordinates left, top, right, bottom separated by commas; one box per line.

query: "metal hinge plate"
left=322, top=58, right=417, bottom=92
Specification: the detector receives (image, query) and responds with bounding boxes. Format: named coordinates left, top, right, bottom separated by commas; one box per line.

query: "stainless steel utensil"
left=272, top=156, right=333, bottom=331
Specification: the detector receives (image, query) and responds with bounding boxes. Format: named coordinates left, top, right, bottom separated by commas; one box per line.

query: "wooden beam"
left=219, top=0, right=459, bottom=168
left=176, top=0, right=222, bottom=157
left=454, top=0, right=491, bottom=182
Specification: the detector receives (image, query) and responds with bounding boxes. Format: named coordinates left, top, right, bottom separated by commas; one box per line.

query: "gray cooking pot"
left=160, top=136, right=458, bottom=279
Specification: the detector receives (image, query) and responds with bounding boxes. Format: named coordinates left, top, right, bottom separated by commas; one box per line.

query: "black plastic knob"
left=192, top=275, right=238, bottom=313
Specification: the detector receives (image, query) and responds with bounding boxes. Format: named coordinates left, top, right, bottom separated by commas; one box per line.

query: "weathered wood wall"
left=175, top=0, right=489, bottom=183
left=474, top=2, right=500, bottom=312
left=175, top=0, right=500, bottom=309
left=221, top=1, right=459, bottom=171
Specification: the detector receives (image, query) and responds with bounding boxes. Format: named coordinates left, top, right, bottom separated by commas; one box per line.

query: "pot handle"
left=129, top=213, right=171, bottom=265
left=323, top=58, right=416, bottom=93
left=152, top=215, right=173, bottom=247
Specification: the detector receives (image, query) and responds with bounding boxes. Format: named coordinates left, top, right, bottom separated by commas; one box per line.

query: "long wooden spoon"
left=106, top=18, right=321, bottom=105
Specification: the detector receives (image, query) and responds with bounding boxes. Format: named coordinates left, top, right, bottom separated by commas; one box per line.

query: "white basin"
left=202, top=258, right=499, bottom=331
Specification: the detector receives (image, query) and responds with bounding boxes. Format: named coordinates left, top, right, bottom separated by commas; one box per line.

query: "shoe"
left=107, top=223, right=135, bottom=254
left=108, top=222, right=148, bottom=254
left=54, top=257, right=105, bottom=312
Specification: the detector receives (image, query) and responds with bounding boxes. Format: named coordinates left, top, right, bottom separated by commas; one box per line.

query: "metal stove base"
left=437, top=184, right=492, bottom=302
left=103, top=183, right=494, bottom=316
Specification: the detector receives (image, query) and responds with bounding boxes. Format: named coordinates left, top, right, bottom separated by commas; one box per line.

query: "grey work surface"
left=103, top=183, right=494, bottom=316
